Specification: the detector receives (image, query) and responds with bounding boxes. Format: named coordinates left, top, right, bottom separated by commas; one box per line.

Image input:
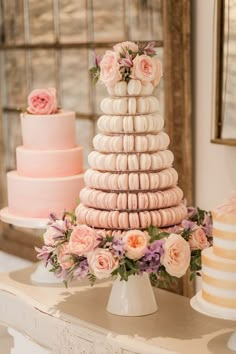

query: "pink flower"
left=87, top=249, right=119, bottom=279
left=27, top=88, right=58, bottom=115
left=161, top=234, right=191, bottom=278
left=189, top=227, right=209, bottom=250
left=43, top=220, right=67, bottom=246
left=57, top=243, right=74, bottom=270
left=151, top=57, right=163, bottom=87
left=113, top=41, right=138, bottom=55
left=131, top=55, right=158, bottom=83
left=69, top=225, right=100, bottom=256
left=43, top=227, right=58, bottom=246
left=123, top=230, right=149, bottom=260
left=99, top=51, right=122, bottom=87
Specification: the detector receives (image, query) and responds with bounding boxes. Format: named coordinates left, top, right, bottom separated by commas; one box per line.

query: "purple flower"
left=143, top=41, right=156, bottom=55
left=202, top=213, right=213, bottom=236
left=35, top=245, right=54, bottom=266
left=73, top=259, right=89, bottom=279
left=187, top=207, right=197, bottom=218
left=112, top=237, right=125, bottom=257
left=138, top=240, right=164, bottom=274
left=167, top=225, right=182, bottom=234
left=119, top=54, right=133, bottom=68
left=181, top=219, right=197, bottom=231
left=95, top=54, right=103, bottom=67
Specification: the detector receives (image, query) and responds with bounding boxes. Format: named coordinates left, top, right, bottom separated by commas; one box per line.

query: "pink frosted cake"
left=7, top=88, right=84, bottom=218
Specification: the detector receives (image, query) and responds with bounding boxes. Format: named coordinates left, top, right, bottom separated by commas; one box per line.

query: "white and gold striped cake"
left=201, top=194, right=236, bottom=309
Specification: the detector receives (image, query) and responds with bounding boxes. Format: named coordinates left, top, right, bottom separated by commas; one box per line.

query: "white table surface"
left=0, top=264, right=235, bottom=354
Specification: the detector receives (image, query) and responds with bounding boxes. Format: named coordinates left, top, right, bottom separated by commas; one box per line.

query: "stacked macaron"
left=77, top=78, right=187, bottom=230
left=84, top=168, right=178, bottom=191
left=93, top=132, right=170, bottom=153
left=76, top=203, right=187, bottom=229
left=97, top=114, right=164, bottom=134
left=88, top=150, right=174, bottom=172
left=80, top=186, right=183, bottom=211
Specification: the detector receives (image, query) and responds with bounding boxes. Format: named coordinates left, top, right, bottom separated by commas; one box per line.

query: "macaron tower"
left=76, top=41, right=187, bottom=231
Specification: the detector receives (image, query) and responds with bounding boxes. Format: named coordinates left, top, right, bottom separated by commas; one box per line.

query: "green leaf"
left=88, top=273, right=96, bottom=286
left=148, top=226, right=159, bottom=237
left=63, top=280, right=68, bottom=288
left=190, top=272, right=195, bottom=282
left=125, top=258, right=138, bottom=271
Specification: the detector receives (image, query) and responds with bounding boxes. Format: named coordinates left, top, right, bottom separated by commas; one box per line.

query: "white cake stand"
left=0, top=207, right=61, bottom=284
left=0, top=207, right=49, bottom=229
left=191, top=290, right=236, bottom=351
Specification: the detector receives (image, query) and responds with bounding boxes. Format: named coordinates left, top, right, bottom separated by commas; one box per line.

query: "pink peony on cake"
left=6, top=88, right=84, bottom=218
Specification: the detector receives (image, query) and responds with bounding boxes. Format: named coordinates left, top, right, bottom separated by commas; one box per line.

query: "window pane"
left=3, top=112, right=22, bottom=171
left=127, top=0, right=163, bottom=41
left=92, top=0, right=125, bottom=42
left=28, top=0, right=54, bottom=43
left=31, top=50, right=56, bottom=88
left=60, top=49, right=90, bottom=113
left=4, top=50, right=27, bottom=108
left=59, top=0, right=87, bottom=43
left=2, top=0, right=25, bottom=44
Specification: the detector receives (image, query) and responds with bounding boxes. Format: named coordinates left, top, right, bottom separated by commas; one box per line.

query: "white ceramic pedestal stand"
left=0, top=207, right=61, bottom=284
left=107, top=273, right=158, bottom=316
left=191, top=290, right=236, bottom=351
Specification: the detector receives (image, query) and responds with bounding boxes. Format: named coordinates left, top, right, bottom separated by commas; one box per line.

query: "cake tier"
left=76, top=203, right=187, bottom=229
left=88, top=150, right=174, bottom=172
left=212, top=212, right=236, bottom=260
left=201, top=247, right=236, bottom=309
left=7, top=171, right=84, bottom=218
left=100, top=96, right=159, bottom=115
left=107, top=79, right=154, bottom=97
left=80, top=186, right=183, bottom=211
left=21, top=111, right=76, bottom=149
left=16, top=146, right=83, bottom=178
left=97, top=114, right=164, bottom=134
left=93, top=132, right=170, bottom=153
left=84, top=168, right=178, bottom=191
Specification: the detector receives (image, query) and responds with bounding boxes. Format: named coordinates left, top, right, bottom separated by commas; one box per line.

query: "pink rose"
left=69, top=225, right=100, bottom=256
left=27, top=88, right=57, bottom=115
left=151, top=57, right=163, bottom=87
left=113, top=41, right=138, bottom=55
left=131, top=55, right=157, bottom=83
left=87, top=249, right=119, bottom=279
left=99, top=51, right=122, bottom=87
left=123, top=230, right=149, bottom=260
left=189, top=227, right=209, bottom=250
left=161, top=234, right=191, bottom=278
left=57, top=243, right=74, bottom=270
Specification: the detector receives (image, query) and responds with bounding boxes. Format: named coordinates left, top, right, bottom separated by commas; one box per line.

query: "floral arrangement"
left=36, top=207, right=212, bottom=287
left=26, top=88, right=58, bottom=115
left=90, top=41, right=162, bottom=88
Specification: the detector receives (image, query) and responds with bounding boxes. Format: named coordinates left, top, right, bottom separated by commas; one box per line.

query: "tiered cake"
left=201, top=195, right=236, bottom=309
left=77, top=79, right=187, bottom=231
left=7, top=90, right=84, bottom=218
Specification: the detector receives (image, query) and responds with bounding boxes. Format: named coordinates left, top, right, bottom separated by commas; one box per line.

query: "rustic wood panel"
left=0, top=224, right=42, bottom=262
left=163, top=0, right=194, bottom=297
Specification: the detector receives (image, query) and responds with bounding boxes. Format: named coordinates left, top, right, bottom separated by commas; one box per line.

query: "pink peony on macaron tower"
left=76, top=41, right=187, bottom=231
left=6, top=88, right=84, bottom=218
